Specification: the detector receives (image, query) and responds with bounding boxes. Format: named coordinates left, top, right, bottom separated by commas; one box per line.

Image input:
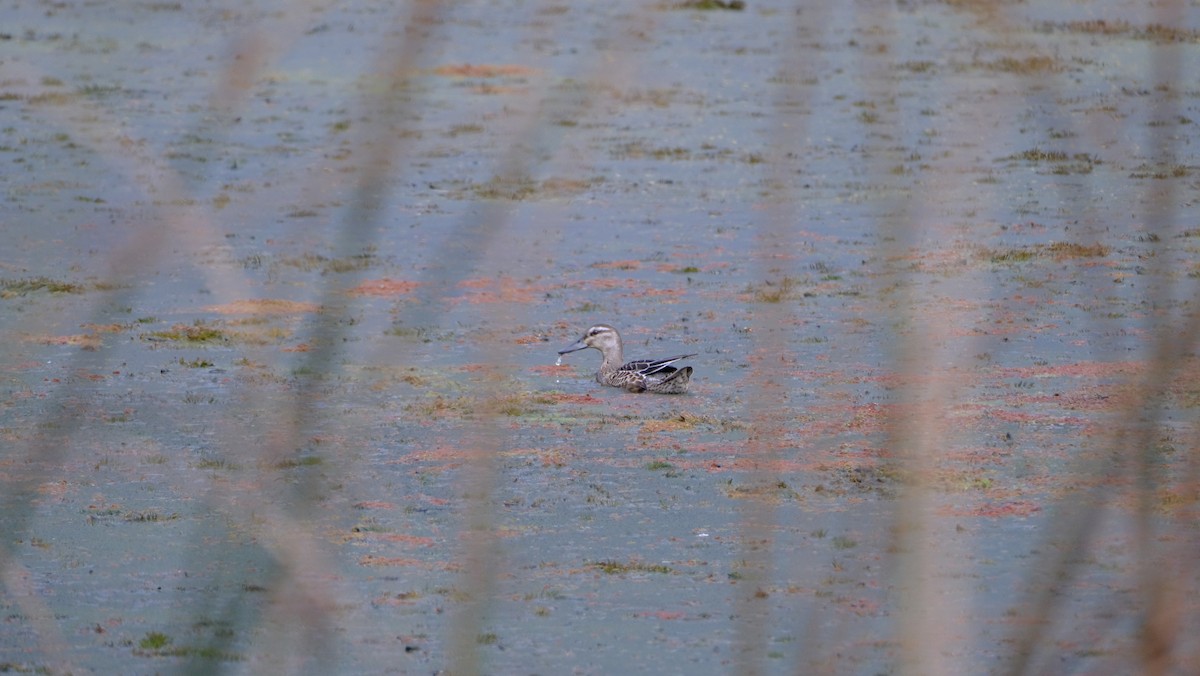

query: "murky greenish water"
left=2, top=0, right=1198, bottom=674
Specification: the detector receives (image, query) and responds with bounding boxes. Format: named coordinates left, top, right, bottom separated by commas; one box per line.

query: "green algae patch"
left=1, top=277, right=85, bottom=297
left=982, top=242, right=1109, bottom=264
left=588, top=559, right=674, bottom=575
left=143, top=321, right=229, bottom=344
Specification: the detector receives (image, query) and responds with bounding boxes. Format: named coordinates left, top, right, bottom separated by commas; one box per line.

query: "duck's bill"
left=558, top=340, right=588, bottom=355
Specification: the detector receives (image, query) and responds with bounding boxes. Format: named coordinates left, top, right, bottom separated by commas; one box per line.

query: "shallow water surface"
left=1, top=0, right=1199, bottom=674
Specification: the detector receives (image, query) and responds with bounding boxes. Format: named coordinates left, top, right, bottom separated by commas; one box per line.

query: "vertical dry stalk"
left=0, top=1, right=451, bottom=669
left=730, top=5, right=828, bottom=674
left=225, top=2, right=452, bottom=669
left=902, top=0, right=1200, bottom=673
left=0, top=51, right=275, bottom=671
left=438, top=6, right=657, bottom=671
left=855, top=7, right=975, bottom=674
left=982, top=0, right=1198, bottom=672
left=1132, top=3, right=1191, bottom=672
left=731, top=261, right=789, bottom=676
left=862, top=5, right=1014, bottom=674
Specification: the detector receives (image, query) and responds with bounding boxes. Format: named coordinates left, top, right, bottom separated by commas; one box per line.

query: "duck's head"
left=558, top=324, right=620, bottom=355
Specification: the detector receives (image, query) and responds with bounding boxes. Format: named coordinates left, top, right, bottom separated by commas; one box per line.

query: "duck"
left=558, top=324, right=695, bottom=394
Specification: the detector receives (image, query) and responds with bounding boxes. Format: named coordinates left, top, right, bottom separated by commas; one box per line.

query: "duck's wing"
left=621, top=353, right=697, bottom=376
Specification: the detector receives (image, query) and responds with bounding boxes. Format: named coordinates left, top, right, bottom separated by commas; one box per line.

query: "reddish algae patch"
left=38, top=333, right=102, bottom=349
left=359, top=555, right=424, bottom=568
left=376, top=534, right=436, bottom=547
left=353, top=501, right=396, bottom=510
left=591, top=260, right=641, bottom=270
left=542, top=392, right=602, bottom=405
left=455, top=277, right=547, bottom=303
left=941, top=500, right=1041, bottom=518
left=205, top=299, right=320, bottom=315
left=997, top=360, right=1143, bottom=380
left=432, top=63, right=538, bottom=78
left=349, top=278, right=422, bottom=297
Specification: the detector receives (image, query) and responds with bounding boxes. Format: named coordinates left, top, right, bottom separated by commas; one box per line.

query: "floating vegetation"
left=616, top=86, right=683, bottom=107
left=568, top=302, right=603, bottom=313
left=540, top=177, right=598, bottom=197
left=1129, top=163, right=1190, bottom=179
left=588, top=559, right=674, bottom=575
left=644, top=460, right=681, bottom=477
left=831, top=536, right=858, bottom=550
left=206, top=299, right=320, bottom=316
left=145, top=321, right=228, bottom=344
left=123, top=510, right=180, bottom=523
left=396, top=368, right=430, bottom=387
left=324, top=251, right=376, bottom=273
left=85, top=503, right=183, bottom=526
left=1012, top=149, right=1068, bottom=162
left=385, top=325, right=437, bottom=342
left=182, top=392, right=217, bottom=404
left=899, top=60, right=936, bottom=74
left=351, top=279, right=422, bottom=298
left=637, top=411, right=743, bottom=438
left=351, top=518, right=388, bottom=533
left=277, top=249, right=377, bottom=274
left=26, top=91, right=74, bottom=105
left=611, top=142, right=691, bottom=160
left=179, top=357, right=214, bottom=368
left=277, top=252, right=328, bottom=272
left=1045, top=242, right=1110, bottom=258
left=0, top=277, right=85, bottom=297
left=195, top=459, right=238, bottom=470
left=936, top=470, right=995, bottom=492
left=405, top=394, right=475, bottom=419
left=275, top=455, right=323, bottom=469
left=1051, top=161, right=1095, bottom=175
left=976, top=55, right=1062, bottom=74
left=494, top=393, right=533, bottom=417
left=401, top=388, right=555, bottom=420
left=981, top=241, right=1109, bottom=264
left=748, top=276, right=801, bottom=303
left=1157, top=490, right=1197, bottom=513
left=725, top=480, right=802, bottom=502
left=814, top=465, right=906, bottom=498
left=134, top=629, right=243, bottom=661
left=139, top=632, right=172, bottom=650
left=445, top=124, right=484, bottom=137
left=1003, top=149, right=1100, bottom=175
left=471, top=175, right=539, bottom=201
left=672, top=0, right=745, bottom=9
left=496, top=391, right=556, bottom=417
left=432, top=63, right=539, bottom=79
left=986, top=248, right=1037, bottom=264
left=1043, top=20, right=1200, bottom=44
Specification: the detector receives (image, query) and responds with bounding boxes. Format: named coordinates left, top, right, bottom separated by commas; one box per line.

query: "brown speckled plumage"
left=558, top=324, right=695, bottom=394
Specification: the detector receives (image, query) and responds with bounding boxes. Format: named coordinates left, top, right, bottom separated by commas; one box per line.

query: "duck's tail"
left=658, top=366, right=692, bottom=393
